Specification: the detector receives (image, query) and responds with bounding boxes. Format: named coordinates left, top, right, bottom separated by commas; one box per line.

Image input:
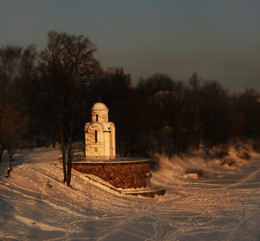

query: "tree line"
left=0, top=31, right=260, bottom=182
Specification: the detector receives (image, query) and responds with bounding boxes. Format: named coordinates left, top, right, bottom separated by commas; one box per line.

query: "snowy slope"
left=0, top=147, right=260, bottom=241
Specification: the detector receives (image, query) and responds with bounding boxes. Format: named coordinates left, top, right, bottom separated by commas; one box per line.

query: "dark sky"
left=1, top=0, right=259, bottom=92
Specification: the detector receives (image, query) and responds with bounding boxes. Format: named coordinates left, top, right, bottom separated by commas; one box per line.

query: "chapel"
left=84, top=102, right=116, bottom=159
left=72, top=102, right=165, bottom=196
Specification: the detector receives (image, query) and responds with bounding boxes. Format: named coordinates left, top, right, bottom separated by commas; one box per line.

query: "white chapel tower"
left=84, top=102, right=116, bottom=159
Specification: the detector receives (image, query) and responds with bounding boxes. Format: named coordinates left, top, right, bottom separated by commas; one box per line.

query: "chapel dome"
left=92, top=102, right=108, bottom=111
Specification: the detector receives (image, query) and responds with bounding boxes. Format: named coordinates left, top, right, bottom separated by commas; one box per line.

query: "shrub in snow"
left=150, top=153, right=161, bottom=171
left=221, top=159, right=235, bottom=167
left=239, top=151, right=250, bottom=161
left=185, top=168, right=206, bottom=178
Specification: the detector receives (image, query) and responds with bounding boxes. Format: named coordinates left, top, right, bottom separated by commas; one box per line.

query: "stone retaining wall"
left=71, top=162, right=150, bottom=189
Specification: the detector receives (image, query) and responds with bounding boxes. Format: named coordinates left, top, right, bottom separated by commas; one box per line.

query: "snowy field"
left=0, top=147, right=260, bottom=241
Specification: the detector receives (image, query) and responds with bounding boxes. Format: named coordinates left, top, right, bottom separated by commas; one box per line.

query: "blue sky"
left=0, top=0, right=259, bottom=92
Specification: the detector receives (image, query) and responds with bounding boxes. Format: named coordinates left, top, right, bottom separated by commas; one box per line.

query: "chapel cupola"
left=91, top=102, right=109, bottom=122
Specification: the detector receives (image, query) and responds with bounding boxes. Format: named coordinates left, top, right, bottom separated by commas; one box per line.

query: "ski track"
left=0, top=148, right=260, bottom=240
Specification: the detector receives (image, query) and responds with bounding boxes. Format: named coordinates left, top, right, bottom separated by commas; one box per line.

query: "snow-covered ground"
left=0, top=147, right=259, bottom=241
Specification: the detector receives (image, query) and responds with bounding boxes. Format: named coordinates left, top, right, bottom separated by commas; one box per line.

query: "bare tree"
left=0, top=105, right=28, bottom=177
left=38, top=31, right=101, bottom=186
left=0, top=45, right=36, bottom=108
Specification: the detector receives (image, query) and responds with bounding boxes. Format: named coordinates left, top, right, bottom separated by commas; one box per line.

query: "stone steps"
left=83, top=173, right=166, bottom=198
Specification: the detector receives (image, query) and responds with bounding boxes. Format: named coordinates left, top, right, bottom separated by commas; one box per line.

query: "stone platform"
left=72, top=157, right=151, bottom=189
left=71, top=157, right=166, bottom=197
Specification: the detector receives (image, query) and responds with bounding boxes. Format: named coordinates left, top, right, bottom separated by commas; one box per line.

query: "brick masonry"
left=71, top=162, right=151, bottom=189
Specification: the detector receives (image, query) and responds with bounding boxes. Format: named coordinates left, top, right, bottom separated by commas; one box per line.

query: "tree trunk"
left=60, top=125, right=67, bottom=183
left=171, top=128, right=177, bottom=155
left=61, top=145, right=67, bottom=183
left=6, top=149, right=14, bottom=178
left=66, top=107, right=75, bottom=187
left=66, top=143, right=72, bottom=186
left=57, top=99, right=67, bottom=183
left=0, top=147, right=4, bottom=162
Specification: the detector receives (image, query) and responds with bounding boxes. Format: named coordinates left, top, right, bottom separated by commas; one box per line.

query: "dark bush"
left=239, top=152, right=250, bottom=160
left=221, top=159, right=235, bottom=166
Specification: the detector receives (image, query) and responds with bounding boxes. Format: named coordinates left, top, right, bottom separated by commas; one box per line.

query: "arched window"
left=95, top=130, right=98, bottom=143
